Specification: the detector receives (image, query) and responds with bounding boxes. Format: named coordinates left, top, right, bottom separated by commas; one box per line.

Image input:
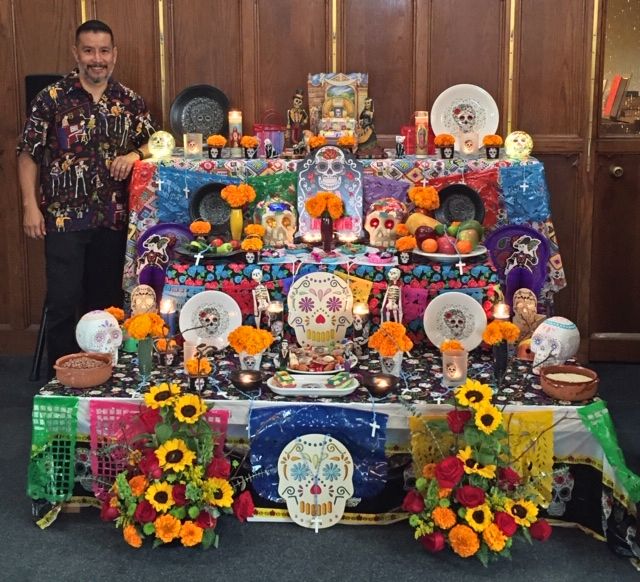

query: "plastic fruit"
left=415, top=225, right=437, bottom=246
left=456, top=239, right=474, bottom=254
left=211, top=237, right=224, bottom=247
left=437, top=236, right=456, bottom=254
left=447, top=222, right=460, bottom=236
left=421, top=238, right=438, bottom=253
left=218, top=242, right=233, bottom=254
left=405, top=212, right=440, bottom=234
left=457, top=229, right=479, bottom=249
left=229, top=240, right=241, bottom=250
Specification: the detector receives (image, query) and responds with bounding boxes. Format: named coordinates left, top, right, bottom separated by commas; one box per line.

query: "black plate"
left=434, top=183, right=485, bottom=224
left=189, top=183, right=231, bottom=236
left=169, top=84, right=229, bottom=137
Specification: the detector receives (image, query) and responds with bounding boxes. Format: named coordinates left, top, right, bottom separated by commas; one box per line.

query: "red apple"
left=211, top=237, right=224, bottom=247
left=229, top=240, right=241, bottom=250
left=414, top=226, right=437, bottom=247
left=437, top=235, right=456, bottom=254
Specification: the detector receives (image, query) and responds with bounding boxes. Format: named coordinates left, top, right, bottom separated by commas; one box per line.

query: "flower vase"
left=380, top=351, right=403, bottom=377
left=244, top=147, right=258, bottom=159
left=238, top=351, right=264, bottom=371
left=320, top=215, right=334, bottom=253
left=137, top=337, right=154, bottom=377
left=485, top=146, right=501, bottom=160
left=229, top=207, right=244, bottom=241
left=492, top=342, right=509, bottom=387
left=439, top=146, right=454, bottom=160
left=188, top=375, right=208, bottom=393
left=208, top=147, right=223, bottom=159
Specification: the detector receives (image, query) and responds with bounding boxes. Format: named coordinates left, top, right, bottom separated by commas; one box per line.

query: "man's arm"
left=18, top=153, right=46, bottom=239
left=110, top=143, right=150, bottom=181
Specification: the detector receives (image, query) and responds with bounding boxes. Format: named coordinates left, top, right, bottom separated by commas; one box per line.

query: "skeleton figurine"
left=381, top=268, right=403, bottom=323
left=395, top=135, right=405, bottom=158
left=251, top=269, right=270, bottom=329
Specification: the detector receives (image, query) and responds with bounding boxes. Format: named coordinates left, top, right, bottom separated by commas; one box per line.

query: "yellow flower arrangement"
left=189, top=219, right=212, bottom=236
left=395, top=235, right=417, bottom=252
left=482, top=134, right=503, bottom=147
left=228, top=325, right=274, bottom=355
left=395, top=223, right=410, bottom=237
left=440, top=339, right=464, bottom=352
left=105, top=306, right=125, bottom=323
left=434, top=133, right=456, bottom=147
left=220, top=183, right=257, bottom=208
left=185, top=357, right=212, bottom=377
left=240, top=135, right=259, bottom=149
left=123, top=312, right=167, bottom=340
left=156, top=438, right=196, bottom=472
left=144, top=382, right=181, bottom=408
left=241, top=237, right=263, bottom=252
left=408, top=185, right=440, bottom=211
left=308, top=135, right=327, bottom=149
left=244, top=223, right=266, bottom=237
left=305, top=191, right=344, bottom=220
left=482, top=320, right=521, bottom=345
left=336, top=135, right=356, bottom=148
left=206, top=134, right=227, bottom=148
left=368, top=322, right=414, bottom=357
left=448, top=524, right=480, bottom=558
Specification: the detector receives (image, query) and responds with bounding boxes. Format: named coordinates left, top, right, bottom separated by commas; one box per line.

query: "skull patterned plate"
left=423, top=291, right=487, bottom=351
left=430, top=84, right=499, bottom=152
left=179, top=290, right=242, bottom=348
left=170, top=84, right=229, bottom=137
left=267, top=374, right=359, bottom=397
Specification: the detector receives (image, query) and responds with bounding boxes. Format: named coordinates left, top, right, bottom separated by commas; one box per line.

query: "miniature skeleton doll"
left=251, top=269, right=271, bottom=329
left=381, top=268, right=403, bottom=323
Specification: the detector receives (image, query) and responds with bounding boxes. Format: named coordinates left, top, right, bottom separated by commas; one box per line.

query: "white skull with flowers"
left=278, top=434, right=354, bottom=530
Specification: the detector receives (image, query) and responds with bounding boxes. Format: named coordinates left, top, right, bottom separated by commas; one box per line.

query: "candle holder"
left=352, top=302, right=370, bottom=359
left=362, top=372, right=398, bottom=397
left=183, top=133, right=203, bottom=158
left=229, top=369, right=263, bottom=391
left=228, top=110, right=243, bottom=157
left=442, top=349, right=468, bottom=388
left=414, top=111, right=429, bottom=157
left=159, top=298, right=178, bottom=337
left=267, top=300, right=284, bottom=339
left=492, top=302, right=511, bottom=322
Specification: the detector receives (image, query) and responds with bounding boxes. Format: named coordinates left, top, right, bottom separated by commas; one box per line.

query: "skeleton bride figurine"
left=381, top=268, right=403, bottom=323
left=251, top=269, right=271, bottom=329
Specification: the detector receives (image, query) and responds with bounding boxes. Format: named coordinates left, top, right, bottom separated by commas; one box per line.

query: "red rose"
left=133, top=499, right=157, bottom=523
left=494, top=511, right=518, bottom=537
left=419, top=531, right=446, bottom=553
left=100, top=499, right=119, bottom=521
left=172, top=483, right=187, bottom=506
left=206, top=457, right=231, bottom=479
left=434, top=456, right=464, bottom=489
left=139, top=450, right=162, bottom=479
left=195, top=510, right=218, bottom=530
left=446, top=410, right=472, bottom=434
left=401, top=490, right=425, bottom=514
left=498, top=467, right=521, bottom=490
left=530, top=518, right=552, bottom=541
left=455, top=485, right=486, bottom=508
left=139, top=408, right=161, bottom=432
left=232, top=490, right=255, bottom=522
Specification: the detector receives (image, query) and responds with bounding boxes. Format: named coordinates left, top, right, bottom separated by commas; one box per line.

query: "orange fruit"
left=421, top=238, right=438, bottom=252
left=456, top=240, right=474, bottom=254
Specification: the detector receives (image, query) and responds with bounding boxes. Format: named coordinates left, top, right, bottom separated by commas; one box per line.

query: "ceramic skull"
left=287, top=272, right=353, bottom=346
left=365, top=198, right=407, bottom=248
left=148, top=130, right=175, bottom=158
left=75, top=310, right=122, bottom=357
left=453, top=104, right=477, bottom=133
left=314, top=146, right=346, bottom=190
left=505, top=131, right=534, bottom=160
left=130, top=284, right=157, bottom=315
left=278, top=434, right=354, bottom=530
left=256, top=199, right=297, bottom=246
left=530, top=316, right=580, bottom=374
left=548, top=466, right=575, bottom=517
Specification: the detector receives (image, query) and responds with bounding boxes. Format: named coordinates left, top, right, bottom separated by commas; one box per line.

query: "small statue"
left=395, top=135, right=405, bottom=158
left=512, top=288, right=546, bottom=341
left=277, top=338, right=290, bottom=370
left=264, top=138, right=276, bottom=159
left=381, top=267, right=403, bottom=323
left=286, top=89, right=309, bottom=148
left=357, top=97, right=377, bottom=150
left=251, top=269, right=270, bottom=329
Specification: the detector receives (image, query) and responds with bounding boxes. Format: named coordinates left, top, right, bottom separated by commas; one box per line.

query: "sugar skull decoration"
left=75, top=310, right=122, bottom=363
left=254, top=198, right=297, bottom=247
left=547, top=465, right=575, bottom=517
left=364, top=198, right=407, bottom=248
left=278, top=434, right=354, bottom=530
left=130, top=284, right=157, bottom=315
left=452, top=103, right=477, bottom=133
left=287, top=272, right=353, bottom=347
left=505, top=131, right=533, bottom=160
left=530, top=316, right=580, bottom=374
left=148, top=130, right=175, bottom=159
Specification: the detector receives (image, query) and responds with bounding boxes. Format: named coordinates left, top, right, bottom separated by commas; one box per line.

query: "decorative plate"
left=136, top=223, right=194, bottom=258
left=169, top=84, right=229, bottom=137
left=430, top=84, right=499, bottom=152
left=434, top=183, right=486, bottom=224
left=423, top=291, right=487, bottom=351
left=287, top=355, right=358, bottom=375
left=413, top=245, right=487, bottom=264
left=189, top=183, right=231, bottom=233
left=267, top=375, right=359, bottom=397
left=179, top=291, right=242, bottom=348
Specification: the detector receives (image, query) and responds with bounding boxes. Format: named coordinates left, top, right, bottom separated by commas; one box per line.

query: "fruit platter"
left=176, top=238, right=243, bottom=260
left=267, top=370, right=359, bottom=397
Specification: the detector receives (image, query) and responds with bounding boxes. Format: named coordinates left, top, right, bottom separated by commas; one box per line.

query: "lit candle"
left=414, top=111, right=429, bottom=157
left=303, top=232, right=321, bottom=244
left=159, top=298, right=178, bottom=336
left=239, top=372, right=256, bottom=383
left=267, top=301, right=284, bottom=316
left=459, top=131, right=479, bottom=155
left=228, top=110, right=243, bottom=152
left=338, top=233, right=358, bottom=243
left=442, top=349, right=468, bottom=387
left=493, top=302, right=511, bottom=321
left=353, top=302, right=369, bottom=317
left=183, top=133, right=203, bottom=158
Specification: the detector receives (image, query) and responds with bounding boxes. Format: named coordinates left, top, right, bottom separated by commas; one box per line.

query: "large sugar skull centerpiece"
left=365, top=198, right=407, bottom=248
left=278, top=434, right=354, bottom=530
left=75, top=310, right=122, bottom=362
left=287, top=272, right=353, bottom=346
left=297, top=145, right=364, bottom=240
left=530, top=316, right=580, bottom=374
left=254, top=198, right=297, bottom=247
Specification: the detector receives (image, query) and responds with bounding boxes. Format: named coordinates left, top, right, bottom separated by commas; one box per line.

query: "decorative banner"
left=249, top=405, right=388, bottom=504
left=499, top=163, right=551, bottom=224
left=335, top=271, right=373, bottom=306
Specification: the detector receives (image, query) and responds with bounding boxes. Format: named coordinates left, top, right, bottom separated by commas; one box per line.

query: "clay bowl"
left=361, top=372, right=399, bottom=397
left=54, top=352, right=113, bottom=389
left=540, top=365, right=599, bottom=401
left=230, top=370, right=264, bottom=391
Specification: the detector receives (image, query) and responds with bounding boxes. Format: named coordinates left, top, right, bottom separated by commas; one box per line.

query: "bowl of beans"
left=54, top=352, right=113, bottom=388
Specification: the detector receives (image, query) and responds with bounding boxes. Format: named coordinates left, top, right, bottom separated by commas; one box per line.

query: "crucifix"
left=156, top=177, right=163, bottom=191
left=456, top=257, right=466, bottom=275
left=194, top=251, right=205, bottom=266
left=434, top=395, right=445, bottom=405
left=311, top=515, right=322, bottom=533
left=369, top=418, right=381, bottom=437
left=519, top=181, right=530, bottom=193
left=183, top=183, right=191, bottom=198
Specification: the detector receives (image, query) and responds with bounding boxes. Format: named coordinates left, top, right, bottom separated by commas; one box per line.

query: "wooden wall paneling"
left=428, top=0, right=507, bottom=132
left=413, top=0, right=430, bottom=114
left=164, top=0, right=243, bottom=136
left=254, top=0, right=331, bottom=131
left=342, top=0, right=415, bottom=138
left=90, top=0, right=163, bottom=125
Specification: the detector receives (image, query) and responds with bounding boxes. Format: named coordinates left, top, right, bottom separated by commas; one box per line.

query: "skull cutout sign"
left=287, top=272, right=353, bottom=347
left=278, top=434, right=354, bottom=530
left=530, top=316, right=580, bottom=375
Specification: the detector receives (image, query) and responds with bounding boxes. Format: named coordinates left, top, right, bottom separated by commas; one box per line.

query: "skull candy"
left=530, top=316, right=580, bottom=374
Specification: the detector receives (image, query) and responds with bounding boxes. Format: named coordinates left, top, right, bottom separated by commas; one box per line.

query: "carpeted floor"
left=1, top=354, right=638, bottom=582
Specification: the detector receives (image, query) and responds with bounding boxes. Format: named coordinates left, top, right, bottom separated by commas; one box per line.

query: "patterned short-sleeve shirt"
left=18, top=69, right=156, bottom=233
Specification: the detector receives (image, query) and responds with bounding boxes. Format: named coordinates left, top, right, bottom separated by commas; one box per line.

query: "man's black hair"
left=75, top=20, right=114, bottom=44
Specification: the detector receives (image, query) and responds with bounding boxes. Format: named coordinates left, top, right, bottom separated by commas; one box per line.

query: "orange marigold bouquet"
left=228, top=325, right=274, bottom=355
left=189, top=219, right=212, bottom=236
left=482, top=134, right=503, bottom=147
left=403, top=379, right=551, bottom=565
left=185, top=357, right=212, bottom=376
left=240, top=135, right=259, bottom=149
left=482, top=321, right=521, bottom=346
left=241, top=237, right=263, bottom=252
left=368, top=322, right=414, bottom=357
left=395, top=235, right=417, bottom=252
left=123, top=312, right=167, bottom=340
left=308, top=135, right=327, bottom=149
left=408, top=185, right=440, bottom=211
left=100, top=386, right=254, bottom=549
left=395, top=223, right=410, bottom=237
left=336, top=135, right=356, bottom=148
left=221, top=184, right=257, bottom=208
left=105, top=306, right=125, bottom=323
left=440, top=339, right=465, bottom=352
left=155, top=338, right=178, bottom=353
left=244, top=224, right=266, bottom=237
left=206, top=134, right=227, bottom=148
left=305, top=191, right=344, bottom=220
left=434, top=133, right=456, bottom=147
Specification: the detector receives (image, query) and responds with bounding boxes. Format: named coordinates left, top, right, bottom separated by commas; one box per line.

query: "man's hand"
left=23, top=204, right=46, bottom=239
left=110, top=151, right=139, bottom=181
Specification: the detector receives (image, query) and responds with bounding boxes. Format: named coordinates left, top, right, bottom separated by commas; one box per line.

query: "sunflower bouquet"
left=403, top=379, right=551, bottom=566
left=101, top=384, right=253, bottom=549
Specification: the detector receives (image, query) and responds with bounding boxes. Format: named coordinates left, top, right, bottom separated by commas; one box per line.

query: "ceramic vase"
left=320, top=215, right=334, bottom=253
left=238, top=351, right=264, bottom=371
left=229, top=207, right=244, bottom=241
left=380, top=351, right=403, bottom=377
left=493, top=342, right=509, bottom=387
left=188, top=375, right=208, bottom=393
left=485, top=146, right=501, bottom=160
left=137, top=337, right=154, bottom=377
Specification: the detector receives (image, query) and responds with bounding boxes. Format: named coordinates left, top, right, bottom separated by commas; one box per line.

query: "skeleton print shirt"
left=17, top=69, right=155, bottom=233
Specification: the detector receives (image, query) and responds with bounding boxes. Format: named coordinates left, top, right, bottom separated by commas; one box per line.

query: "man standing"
left=18, top=20, right=155, bottom=374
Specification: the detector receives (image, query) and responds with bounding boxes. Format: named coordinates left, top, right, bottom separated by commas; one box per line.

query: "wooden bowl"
left=54, top=352, right=113, bottom=389
left=540, top=365, right=599, bottom=401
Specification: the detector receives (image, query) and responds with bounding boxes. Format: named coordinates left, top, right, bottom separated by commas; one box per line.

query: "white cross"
left=369, top=419, right=381, bottom=437
left=519, top=181, right=530, bottom=193
left=194, top=251, right=205, bottom=266
left=434, top=395, right=445, bottom=405
left=156, top=178, right=163, bottom=191
left=456, top=257, right=466, bottom=275
left=183, top=184, right=190, bottom=198
left=215, top=388, right=228, bottom=399
left=311, top=515, right=322, bottom=533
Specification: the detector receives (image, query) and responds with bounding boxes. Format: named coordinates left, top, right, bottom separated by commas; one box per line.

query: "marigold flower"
left=128, top=475, right=148, bottom=497
left=207, top=134, right=227, bottom=147
left=483, top=522, right=507, bottom=551
left=185, top=357, right=212, bottom=376
left=105, top=306, right=125, bottom=322
left=304, top=192, right=344, bottom=220
left=432, top=506, right=457, bottom=530
left=395, top=223, right=410, bottom=237
left=395, top=235, right=417, bottom=252
left=434, top=133, right=455, bottom=147
left=180, top=520, right=204, bottom=547
left=422, top=463, right=436, bottom=479
left=482, top=134, right=503, bottom=147
left=440, top=339, right=464, bottom=352
left=221, top=183, right=256, bottom=208
left=228, top=325, right=274, bottom=355
left=244, top=224, right=266, bottom=237
left=336, top=135, right=356, bottom=148
left=240, top=135, right=259, bottom=148
left=241, top=237, right=263, bottom=252
left=189, top=219, right=212, bottom=236
left=123, top=524, right=143, bottom=548
left=154, top=514, right=181, bottom=543
left=368, top=322, right=414, bottom=357
left=123, top=313, right=167, bottom=340
left=408, top=185, right=440, bottom=211
left=448, top=524, right=480, bottom=558
left=308, top=135, right=327, bottom=149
